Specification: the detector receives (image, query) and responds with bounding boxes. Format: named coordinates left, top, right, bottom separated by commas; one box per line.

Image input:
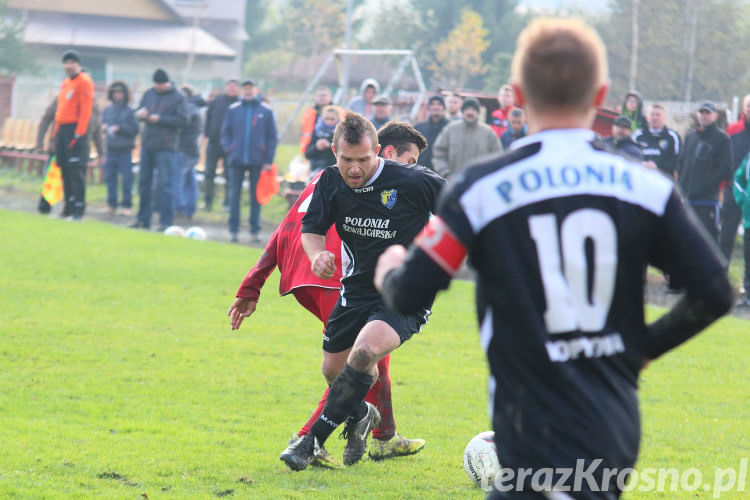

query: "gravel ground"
left=3, top=184, right=748, bottom=320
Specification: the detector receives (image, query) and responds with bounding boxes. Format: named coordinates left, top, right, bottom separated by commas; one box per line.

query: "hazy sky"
left=519, top=0, right=610, bottom=14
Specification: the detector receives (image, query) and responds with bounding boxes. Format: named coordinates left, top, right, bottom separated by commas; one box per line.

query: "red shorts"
left=291, top=287, right=340, bottom=325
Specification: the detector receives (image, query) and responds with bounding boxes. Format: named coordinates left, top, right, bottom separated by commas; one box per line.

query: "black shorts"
left=323, top=298, right=430, bottom=353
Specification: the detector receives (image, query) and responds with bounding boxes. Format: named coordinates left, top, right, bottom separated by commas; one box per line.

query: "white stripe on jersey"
left=340, top=240, right=354, bottom=306
left=482, top=308, right=497, bottom=420
left=461, top=129, right=674, bottom=234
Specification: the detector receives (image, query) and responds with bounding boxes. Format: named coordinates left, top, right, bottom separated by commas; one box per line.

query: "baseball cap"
left=62, top=50, right=81, bottom=63
left=699, top=101, right=717, bottom=113
left=372, top=95, right=392, bottom=106
left=613, top=115, right=632, bottom=128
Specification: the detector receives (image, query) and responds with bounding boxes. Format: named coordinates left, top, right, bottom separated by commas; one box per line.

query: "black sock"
left=309, top=365, right=374, bottom=445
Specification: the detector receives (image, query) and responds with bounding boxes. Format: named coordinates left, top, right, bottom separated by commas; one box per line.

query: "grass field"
left=1, top=210, right=747, bottom=499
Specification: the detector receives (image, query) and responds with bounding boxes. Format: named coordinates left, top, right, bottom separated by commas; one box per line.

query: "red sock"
left=298, top=386, right=329, bottom=437
left=298, top=356, right=396, bottom=439
left=368, top=354, right=395, bottom=441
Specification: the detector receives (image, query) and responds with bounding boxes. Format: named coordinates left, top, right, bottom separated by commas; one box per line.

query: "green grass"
left=0, top=210, right=747, bottom=499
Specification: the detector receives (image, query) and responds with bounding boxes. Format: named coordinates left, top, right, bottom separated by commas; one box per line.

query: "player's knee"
left=347, top=346, right=377, bottom=373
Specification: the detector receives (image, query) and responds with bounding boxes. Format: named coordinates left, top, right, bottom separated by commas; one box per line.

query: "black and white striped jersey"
left=302, top=158, right=445, bottom=306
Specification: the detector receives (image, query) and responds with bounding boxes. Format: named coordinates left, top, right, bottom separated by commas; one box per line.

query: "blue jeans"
left=138, top=149, right=175, bottom=228
left=176, top=153, right=198, bottom=218
left=104, top=150, right=133, bottom=208
left=228, top=163, right=261, bottom=235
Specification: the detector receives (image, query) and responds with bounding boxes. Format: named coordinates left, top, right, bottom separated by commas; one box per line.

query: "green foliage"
left=0, top=209, right=747, bottom=498
left=598, top=0, right=750, bottom=102
left=0, top=0, right=37, bottom=75
left=429, top=8, right=489, bottom=89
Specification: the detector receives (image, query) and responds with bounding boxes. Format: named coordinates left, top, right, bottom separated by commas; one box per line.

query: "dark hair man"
left=677, top=101, right=733, bottom=241
left=605, top=115, right=643, bottom=160
left=375, top=18, right=732, bottom=498
left=279, top=114, right=445, bottom=470
left=228, top=120, right=430, bottom=468
left=130, top=68, right=188, bottom=230
left=500, top=107, right=527, bottom=150
left=221, top=79, right=278, bottom=243
left=54, top=50, right=95, bottom=220
left=203, top=78, right=240, bottom=212
left=414, top=95, right=448, bottom=171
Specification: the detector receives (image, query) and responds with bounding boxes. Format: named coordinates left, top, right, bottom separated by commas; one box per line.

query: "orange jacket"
left=299, top=107, right=319, bottom=153
left=54, top=71, right=94, bottom=137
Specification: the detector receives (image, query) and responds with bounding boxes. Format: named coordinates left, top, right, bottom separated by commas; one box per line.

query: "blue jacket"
left=101, top=103, right=138, bottom=152
left=220, top=97, right=278, bottom=166
left=137, top=84, right=188, bottom=152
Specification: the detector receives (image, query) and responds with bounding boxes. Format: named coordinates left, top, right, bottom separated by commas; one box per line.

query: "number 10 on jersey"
left=529, top=209, right=618, bottom=334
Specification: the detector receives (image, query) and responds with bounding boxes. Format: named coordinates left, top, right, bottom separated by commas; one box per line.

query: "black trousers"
left=688, top=201, right=720, bottom=242
left=55, top=124, right=89, bottom=217
left=719, top=183, right=742, bottom=260
left=203, top=138, right=228, bottom=208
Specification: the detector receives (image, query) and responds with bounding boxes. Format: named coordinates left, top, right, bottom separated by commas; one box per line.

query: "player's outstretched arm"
left=227, top=297, right=258, bottom=330
left=645, top=271, right=733, bottom=360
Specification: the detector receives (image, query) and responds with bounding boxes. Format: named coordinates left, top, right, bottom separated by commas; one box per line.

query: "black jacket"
left=605, top=136, right=643, bottom=161
left=678, top=123, right=733, bottom=201
left=204, top=94, right=239, bottom=142
left=178, top=96, right=204, bottom=157
left=138, top=84, right=188, bottom=152
left=304, top=130, right=336, bottom=174
left=414, top=117, right=448, bottom=170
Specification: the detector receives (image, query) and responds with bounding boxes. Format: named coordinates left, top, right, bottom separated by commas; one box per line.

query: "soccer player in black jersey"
left=280, top=113, right=445, bottom=470
left=375, top=18, right=733, bottom=499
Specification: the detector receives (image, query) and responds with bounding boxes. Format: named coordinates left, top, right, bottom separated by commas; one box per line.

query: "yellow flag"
left=41, top=156, right=64, bottom=205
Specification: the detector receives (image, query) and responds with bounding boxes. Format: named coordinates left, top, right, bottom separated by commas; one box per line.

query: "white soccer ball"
left=184, top=226, right=207, bottom=240
left=463, top=431, right=501, bottom=492
left=163, top=225, right=185, bottom=237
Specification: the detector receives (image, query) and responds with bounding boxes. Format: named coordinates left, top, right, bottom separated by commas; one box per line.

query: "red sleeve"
left=236, top=229, right=280, bottom=300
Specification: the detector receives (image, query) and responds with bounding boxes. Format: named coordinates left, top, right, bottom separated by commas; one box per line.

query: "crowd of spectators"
left=34, top=49, right=749, bottom=307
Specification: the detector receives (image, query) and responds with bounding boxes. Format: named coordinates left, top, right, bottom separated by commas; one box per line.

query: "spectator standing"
left=348, top=78, right=380, bottom=120
left=304, top=105, right=340, bottom=176
left=621, top=91, right=648, bottom=133
left=221, top=80, right=278, bottom=244
left=719, top=95, right=750, bottom=261
left=677, top=101, right=733, bottom=241
left=605, top=115, right=643, bottom=160
left=633, top=102, right=681, bottom=178
left=53, top=50, right=95, bottom=220
left=370, top=95, right=392, bottom=130
left=445, top=92, right=463, bottom=121
left=175, top=85, right=205, bottom=220
left=431, top=97, right=501, bottom=178
left=131, top=68, right=188, bottom=230
left=500, top=108, right=527, bottom=150
left=414, top=95, right=449, bottom=171
left=300, top=86, right=333, bottom=153
left=203, top=79, right=240, bottom=212
left=101, top=81, right=138, bottom=216
left=489, top=84, right=515, bottom=138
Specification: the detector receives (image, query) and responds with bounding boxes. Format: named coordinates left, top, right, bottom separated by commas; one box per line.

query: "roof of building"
left=23, top=12, right=236, bottom=58
left=9, top=0, right=180, bottom=22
